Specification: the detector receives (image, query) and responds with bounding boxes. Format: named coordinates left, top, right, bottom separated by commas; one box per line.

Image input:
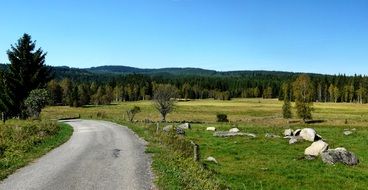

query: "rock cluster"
left=284, top=128, right=359, bottom=166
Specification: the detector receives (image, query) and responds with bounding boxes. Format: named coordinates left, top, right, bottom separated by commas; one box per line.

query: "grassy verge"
left=111, top=119, right=223, bottom=189
left=0, top=121, right=73, bottom=180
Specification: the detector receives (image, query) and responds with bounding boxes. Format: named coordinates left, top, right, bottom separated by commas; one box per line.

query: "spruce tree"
left=6, top=33, right=52, bottom=117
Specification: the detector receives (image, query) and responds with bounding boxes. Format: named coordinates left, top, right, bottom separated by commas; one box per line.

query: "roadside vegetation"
left=0, top=121, right=73, bottom=180
left=42, top=98, right=368, bottom=189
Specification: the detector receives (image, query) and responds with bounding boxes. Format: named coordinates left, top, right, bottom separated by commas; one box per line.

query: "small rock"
left=213, top=131, right=256, bottom=138
left=343, top=131, right=353, bottom=136
left=178, top=123, right=191, bottom=129
left=289, top=137, right=299, bottom=144
left=163, top=125, right=173, bottom=132
left=206, top=127, right=216, bottom=131
left=284, top=129, right=294, bottom=136
left=304, top=140, right=329, bottom=156
left=265, top=133, right=280, bottom=138
left=176, top=127, right=185, bottom=135
left=321, top=147, right=359, bottom=165
left=245, top=133, right=257, bottom=138
left=206, top=156, right=218, bottom=164
left=352, top=128, right=356, bottom=131
left=229, top=128, right=240, bottom=133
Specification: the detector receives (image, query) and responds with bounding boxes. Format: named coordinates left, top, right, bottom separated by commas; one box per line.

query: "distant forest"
left=1, top=64, right=368, bottom=106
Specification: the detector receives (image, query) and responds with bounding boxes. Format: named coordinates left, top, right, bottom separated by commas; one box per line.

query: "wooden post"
left=190, top=141, right=200, bottom=162
left=156, top=122, right=159, bottom=133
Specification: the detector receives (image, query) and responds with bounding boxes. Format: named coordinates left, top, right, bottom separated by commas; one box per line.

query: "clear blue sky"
left=1, top=0, right=367, bottom=75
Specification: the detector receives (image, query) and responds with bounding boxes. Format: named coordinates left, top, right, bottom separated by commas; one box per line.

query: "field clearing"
left=43, top=98, right=368, bottom=126
left=42, top=98, right=368, bottom=189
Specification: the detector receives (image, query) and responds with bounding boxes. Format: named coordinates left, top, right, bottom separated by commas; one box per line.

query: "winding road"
left=0, top=120, right=153, bottom=190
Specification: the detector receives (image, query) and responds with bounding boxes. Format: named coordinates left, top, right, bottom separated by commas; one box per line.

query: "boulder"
left=229, top=128, right=240, bottom=133
left=321, top=147, right=359, bottom=165
left=299, top=128, right=317, bottom=142
left=284, top=129, right=294, bottom=136
left=206, top=127, right=216, bottom=131
left=178, top=123, right=191, bottom=129
left=343, top=131, right=353, bottom=136
left=163, top=125, right=173, bottom=132
left=206, top=156, right=218, bottom=164
left=176, top=127, right=185, bottom=135
left=304, top=140, right=329, bottom=156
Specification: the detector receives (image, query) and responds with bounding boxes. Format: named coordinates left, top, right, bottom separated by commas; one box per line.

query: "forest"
left=1, top=63, right=368, bottom=108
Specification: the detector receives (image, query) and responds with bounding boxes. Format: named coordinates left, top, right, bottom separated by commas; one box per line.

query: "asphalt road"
left=0, top=120, right=153, bottom=190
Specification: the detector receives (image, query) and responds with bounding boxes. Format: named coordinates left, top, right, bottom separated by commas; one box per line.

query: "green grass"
left=0, top=121, right=73, bottom=180
left=41, top=98, right=368, bottom=189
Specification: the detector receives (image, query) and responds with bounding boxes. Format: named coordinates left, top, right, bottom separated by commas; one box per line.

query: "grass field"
left=42, top=98, right=368, bottom=189
left=0, top=121, right=73, bottom=180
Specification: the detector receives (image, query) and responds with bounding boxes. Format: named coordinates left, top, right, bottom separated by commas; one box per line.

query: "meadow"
left=42, top=98, right=368, bottom=189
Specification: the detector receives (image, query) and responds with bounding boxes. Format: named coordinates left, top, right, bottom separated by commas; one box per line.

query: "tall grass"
left=0, top=120, right=73, bottom=180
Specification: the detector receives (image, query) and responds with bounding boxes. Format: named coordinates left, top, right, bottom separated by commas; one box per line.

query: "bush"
left=126, top=106, right=141, bottom=122
left=216, top=113, right=229, bottom=122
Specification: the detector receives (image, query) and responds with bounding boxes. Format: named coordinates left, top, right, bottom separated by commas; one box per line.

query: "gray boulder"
left=178, top=123, right=191, bottom=129
left=289, top=137, right=299, bottom=144
left=163, top=125, right=173, bottom=132
left=176, top=127, right=185, bottom=135
left=321, top=147, right=359, bottom=165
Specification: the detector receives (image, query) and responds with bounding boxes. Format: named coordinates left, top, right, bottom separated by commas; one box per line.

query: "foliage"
left=282, top=99, right=292, bottom=119
left=0, top=121, right=72, bottom=180
left=153, top=84, right=178, bottom=121
left=126, top=106, right=141, bottom=122
left=216, top=113, right=229, bottom=122
left=24, top=89, right=51, bottom=119
left=4, top=34, right=52, bottom=118
left=293, top=74, right=313, bottom=121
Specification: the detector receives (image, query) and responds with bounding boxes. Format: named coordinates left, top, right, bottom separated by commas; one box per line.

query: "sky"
left=0, top=0, right=367, bottom=75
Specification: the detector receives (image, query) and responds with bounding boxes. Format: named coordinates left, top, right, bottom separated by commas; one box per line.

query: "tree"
left=24, top=89, right=51, bottom=119
left=47, top=80, right=63, bottom=105
left=5, top=33, right=52, bottom=118
left=60, top=78, right=73, bottom=106
left=126, top=106, right=141, bottom=122
left=153, top=84, right=178, bottom=122
left=0, top=71, right=12, bottom=122
left=293, top=74, right=313, bottom=121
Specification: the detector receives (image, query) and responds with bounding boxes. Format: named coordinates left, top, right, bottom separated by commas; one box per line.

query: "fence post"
left=190, top=141, right=200, bottom=162
left=156, top=122, right=160, bottom=133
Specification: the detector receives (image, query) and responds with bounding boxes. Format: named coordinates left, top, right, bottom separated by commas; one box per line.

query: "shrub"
left=126, top=106, right=141, bottom=122
left=216, top=113, right=229, bottom=122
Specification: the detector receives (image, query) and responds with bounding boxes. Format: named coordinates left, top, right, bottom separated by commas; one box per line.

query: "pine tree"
left=5, top=33, right=52, bottom=117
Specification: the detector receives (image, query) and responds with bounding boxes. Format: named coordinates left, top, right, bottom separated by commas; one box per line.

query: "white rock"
left=229, top=128, right=240, bottom=133
left=206, top=156, right=218, bottom=164
left=343, top=131, right=353, bottom=136
left=300, top=128, right=317, bottom=142
left=178, top=123, right=191, bottom=129
left=284, top=129, right=294, bottom=136
left=163, top=125, right=173, bottom=132
left=304, top=140, right=329, bottom=156
left=206, top=127, right=216, bottom=131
